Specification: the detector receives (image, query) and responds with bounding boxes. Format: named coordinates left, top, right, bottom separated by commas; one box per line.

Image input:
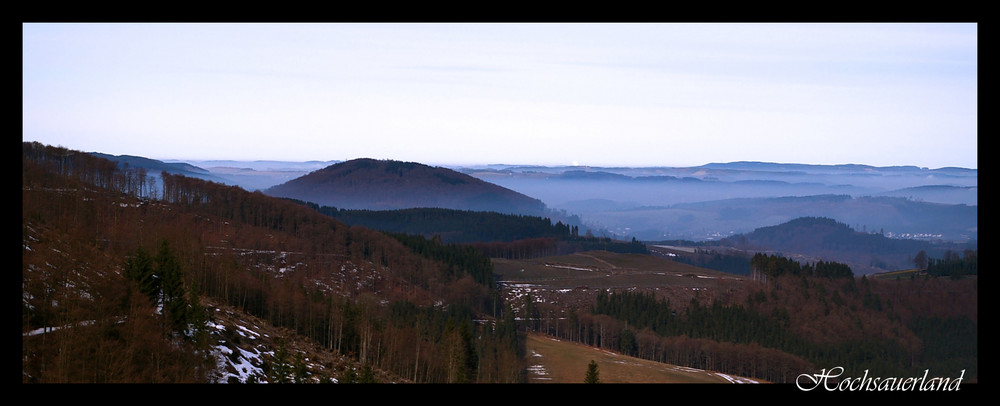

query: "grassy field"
left=525, top=333, right=762, bottom=384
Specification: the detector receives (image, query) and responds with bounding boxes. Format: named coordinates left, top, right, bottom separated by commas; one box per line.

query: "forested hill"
left=719, top=217, right=976, bottom=274
left=265, top=158, right=548, bottom=215
left=23, top=142, right=523, bottom=383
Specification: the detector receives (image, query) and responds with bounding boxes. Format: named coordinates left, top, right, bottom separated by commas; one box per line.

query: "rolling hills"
left=461, top=162, right=977, bottom=241
left=25, top=142, right=977, bottom=385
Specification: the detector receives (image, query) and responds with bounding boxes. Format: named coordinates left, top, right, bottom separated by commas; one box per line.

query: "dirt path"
left=572, top=252, right=617, bottom=270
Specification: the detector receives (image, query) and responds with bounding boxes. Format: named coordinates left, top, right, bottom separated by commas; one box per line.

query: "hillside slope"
left=23, top=142, right=522, bottom=383
left=265, top=158, right=547, bottom=215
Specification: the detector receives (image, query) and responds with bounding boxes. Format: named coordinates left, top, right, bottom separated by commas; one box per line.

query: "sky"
left=22, top=23, right=978, bottom=169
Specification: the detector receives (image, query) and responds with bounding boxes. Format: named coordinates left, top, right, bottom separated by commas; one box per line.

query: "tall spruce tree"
left=125, top=246, right=158, bottom=305
left=155, top=239, right=190, bottom=333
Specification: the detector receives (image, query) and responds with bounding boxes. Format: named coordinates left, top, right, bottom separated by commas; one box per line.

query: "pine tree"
left=584, top=360, right=600, bottom=383
left=125, top=246, right=158, bottom=305
left=339, top=367, right=358, bottom=384
left=155, top=239, right=190, bottom=333
left=268, top=340, right=293, bottom=384
left=292, top=352, right=308, bottom=383
left=358, top=364, right=377, bottom=383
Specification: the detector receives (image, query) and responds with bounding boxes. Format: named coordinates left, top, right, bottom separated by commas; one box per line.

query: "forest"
left=656, top=247, right=754, bottom=275
left=22, top=141, right=977, bottom=384
left=288, top=199, right=648, bottom=260
left=522, top=263, right=977, bottom=383
left=924, top=250, right=978, bottom=279
left=22, top=142, right=524, bottom=383
left=291, top=202, right=576, bottom=244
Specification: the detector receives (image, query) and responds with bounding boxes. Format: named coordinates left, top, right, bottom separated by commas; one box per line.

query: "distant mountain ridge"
left=89, top=152, right=215, bottom=178
left=264, top=158, right=548, bottom=215
left=698, top=161, right=976, bottom=174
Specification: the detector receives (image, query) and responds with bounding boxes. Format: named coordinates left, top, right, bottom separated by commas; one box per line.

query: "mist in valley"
left=110, top=152, right=977, bottom=245
left=456, top=162, right=977, bottom=242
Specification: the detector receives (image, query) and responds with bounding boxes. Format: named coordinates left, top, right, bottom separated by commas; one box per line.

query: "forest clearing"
left=525, top=333, right=760, bottom=384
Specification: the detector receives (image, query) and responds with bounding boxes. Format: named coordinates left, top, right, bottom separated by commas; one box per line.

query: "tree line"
left=750, top=252, right=854, bottom=281
left=660, top=248, right=752, bottom=275
left=303, top=204, right=575, bottom=244
left=284, top=198, right=649, bottom=261
left=924, top=249, right=977, bottom=279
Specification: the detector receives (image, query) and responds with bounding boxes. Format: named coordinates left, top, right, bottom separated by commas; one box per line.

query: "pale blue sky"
left=22, top=23, right=977, bottom=169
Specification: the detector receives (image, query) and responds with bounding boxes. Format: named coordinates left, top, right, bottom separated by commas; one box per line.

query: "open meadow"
left=525, top=333, right=761, bottom=383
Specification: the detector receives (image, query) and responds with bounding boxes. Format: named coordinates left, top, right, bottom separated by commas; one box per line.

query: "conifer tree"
left=125, top=246, right=158, bottom=305
left=358, top=364, right=377, bottom=383
left=155, top=239, right=190, bottom=333
left=584, top=360, right=600, bottom=383
left=293, top=352, right=308, bottom=383
left=268, top=340, right=293, bottom=384
left=339, top=367, right=358, bottom=384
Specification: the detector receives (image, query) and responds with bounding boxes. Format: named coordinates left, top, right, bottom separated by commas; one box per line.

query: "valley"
left=141, top=155, right=980, bottom=245
left=23, top=22, right=977, bottom=388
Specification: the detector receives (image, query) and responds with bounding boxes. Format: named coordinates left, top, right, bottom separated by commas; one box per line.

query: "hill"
left=265, top=158, right=548, bottom=215
left=714, top=216, right=976, bottom=275
left=23, top=142, right=522, bottom=383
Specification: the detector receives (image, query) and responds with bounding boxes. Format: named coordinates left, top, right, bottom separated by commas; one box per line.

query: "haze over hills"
left=163, top=159, right=341, bottom=192
left=76, top=149, right=979, bottom=275
left=459, top=161, right=978, bottom=207
left=25, top=142, right=978, bottom=384
left=458, top=162, right=977, bottom=242
left=89, top=152, right=227, bottom=184
left=264, top=158, right=549, bottom=216
left=95, top=153, right=976, bottom=244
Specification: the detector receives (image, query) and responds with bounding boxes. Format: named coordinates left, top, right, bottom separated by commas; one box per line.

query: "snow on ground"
left=526, top=349, right=551, bottom=382
left=212, top=342, right=266, bottom=383
left=715, top=372, right=759, bottom=384
left=544, top=264, right=595, bottom=272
